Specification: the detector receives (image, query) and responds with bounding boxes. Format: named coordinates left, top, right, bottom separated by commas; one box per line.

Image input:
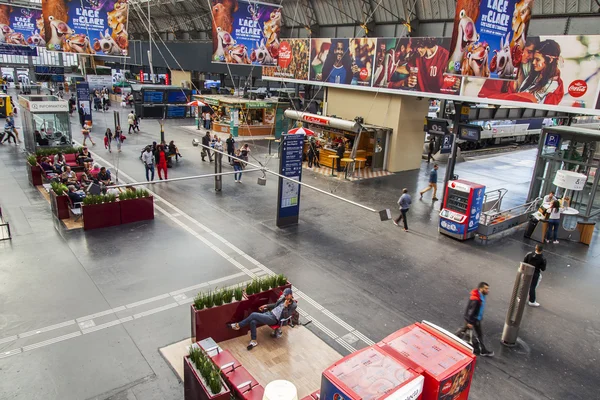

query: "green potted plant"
left=234, top=286, right=243, bottom=301
left=26, top=154, right=43, bottom=186
left=221, top=288, right=234, bottom=304
left=50, top=181, right=70, bottom=220
left=120, top=188, right=154, bottom=225
left=82, top=193, right=122, bottom=231
left=184, top=345, right=229, bottom=400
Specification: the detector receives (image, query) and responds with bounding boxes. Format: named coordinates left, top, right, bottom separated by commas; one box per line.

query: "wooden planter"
left=184, top=356, right=231, bottom=400
left=120, top=196, right=155, bottom=225
left=27, top=164, right=42, bottom=186
left=82, top=202, right=121, bottom=231
left=243, top=282, right=292, bottom=308
left=191, top=300, right=253, bottom=343
left=50, top=190, right=70, bottom=220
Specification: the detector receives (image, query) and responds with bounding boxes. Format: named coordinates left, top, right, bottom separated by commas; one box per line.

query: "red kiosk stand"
left=377, top=321, right=476, bottom=400
left=320, top=346, right=425, bottom=400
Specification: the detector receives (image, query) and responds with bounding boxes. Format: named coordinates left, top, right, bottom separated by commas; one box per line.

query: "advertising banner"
left=373, top=37, right=461, bottom=94
left=462, top=35, right=600, bottom=109
left=211, top=0, right=281, bottom=66
left=0, top=5, right=43, bottom=46
left=0, top=43, right=37, bottom=56
left=446, top=0, right=534, bottom=80
left=76, top=82, right=92, bottom=125
left=309, top=38, right=375, bottom=86
left=262, top=39, right=309, bottom=80
left=41, top=0, right=129, bottom=56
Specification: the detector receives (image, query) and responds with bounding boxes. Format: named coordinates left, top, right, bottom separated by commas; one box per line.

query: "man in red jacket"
left=455, top=282, right=494, bottom=357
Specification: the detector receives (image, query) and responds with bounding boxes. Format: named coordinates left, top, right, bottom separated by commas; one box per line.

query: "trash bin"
left=524, top=215, right=538, bottom=238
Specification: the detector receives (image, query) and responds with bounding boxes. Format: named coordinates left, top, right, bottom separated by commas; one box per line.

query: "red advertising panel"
left=262, top=39, right=309, bottom=80
left=378, top=323, right=476, bottom=400
left=446, top=0, right=535, bottom=80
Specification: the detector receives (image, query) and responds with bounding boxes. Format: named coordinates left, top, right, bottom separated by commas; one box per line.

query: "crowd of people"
left=140, top=140, right=182, bottom=181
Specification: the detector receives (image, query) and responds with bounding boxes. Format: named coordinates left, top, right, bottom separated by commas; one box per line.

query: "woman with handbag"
left=545, top=200, right=561, bottom=244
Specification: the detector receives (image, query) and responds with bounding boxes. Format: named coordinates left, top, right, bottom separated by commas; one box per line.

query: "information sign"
left=276, top=133, right=304, bottom=227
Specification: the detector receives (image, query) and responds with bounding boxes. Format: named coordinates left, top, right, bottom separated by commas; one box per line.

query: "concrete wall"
left=325, top=87, right=429, bottom=172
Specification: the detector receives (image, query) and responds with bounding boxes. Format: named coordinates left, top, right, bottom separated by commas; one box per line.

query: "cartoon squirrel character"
left=263, top=8, right=281, bottom=59
left=64, top=33, right=95, bottom=54
left=108, top=8, right=128, bottom=50
left=36, top=15, right=45, bottom=39
left=461, top=42, right=490, bottom=77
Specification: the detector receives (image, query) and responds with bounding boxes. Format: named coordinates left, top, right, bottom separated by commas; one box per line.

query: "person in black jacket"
left=336, top=139, right=346, bottom=172
left=524, top=244, right=546, bottom=307
left=201, top=131, right=213, bottom=162
left=455, top=282, right=494, bottom=357
left=228, top=288, right=297, bottom=350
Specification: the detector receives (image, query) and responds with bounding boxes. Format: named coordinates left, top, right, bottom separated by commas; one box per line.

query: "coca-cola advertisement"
left=349, top=38, right=376, bottom=87
left=262, top=39, right=309, bottom=80
left=462, top=35, right=600, bottom=111
left=372, top=37, right=461, bottom=95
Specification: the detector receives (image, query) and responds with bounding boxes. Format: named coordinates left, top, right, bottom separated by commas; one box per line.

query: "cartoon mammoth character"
left=94, top=29, right=121, bottom=55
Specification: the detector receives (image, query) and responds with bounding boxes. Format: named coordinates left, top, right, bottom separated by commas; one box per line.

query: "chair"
left=67, top=195, right=83, bottom=221
left=269, top=315, right=293, bottom=338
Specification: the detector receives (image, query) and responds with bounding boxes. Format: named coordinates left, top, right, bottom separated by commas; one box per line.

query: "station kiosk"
left=321, top=346, right=424, bottom=400
left=377, top=321, right=476, bottom=400
left=18, top=95, right=71, bottom=153
left=439, top=180, right=486, bottom=240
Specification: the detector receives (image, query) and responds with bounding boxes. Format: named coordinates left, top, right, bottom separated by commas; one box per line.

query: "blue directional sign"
left=545, top=133, right=560, bottom=147
left=276, top=133, right=304, bottom=227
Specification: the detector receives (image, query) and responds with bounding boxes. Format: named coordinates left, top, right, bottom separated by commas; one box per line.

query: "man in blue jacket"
left=229, top=288, right=297, bottom=350
left=419, top=164, right=439, bottom=201
left=455, top=282, right=494, bottom=357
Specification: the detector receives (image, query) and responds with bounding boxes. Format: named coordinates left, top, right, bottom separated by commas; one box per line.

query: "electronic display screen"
left=167, top=106, right=186, bottom=117
left=445, top=188, right=469, bottom=214
left=167, top=91, right=188, bottom=103
left=143, top=91, right=164, bottom=103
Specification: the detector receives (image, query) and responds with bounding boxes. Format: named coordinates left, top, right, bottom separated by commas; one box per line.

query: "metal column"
left=501, top=262, right=535, bottom=346
left=214, top=152, right=222, bottom=191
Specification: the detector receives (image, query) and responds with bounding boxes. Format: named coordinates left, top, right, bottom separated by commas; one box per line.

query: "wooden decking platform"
left=160, top=325, right=341, bottom=398
left=36, top=185, right=83, bottom=230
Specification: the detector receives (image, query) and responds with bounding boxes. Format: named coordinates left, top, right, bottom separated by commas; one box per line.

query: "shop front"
left=284, top=110, right=392, bottom=172
left=19, top=95, right=72, bottom=153
left=193, top=95, right=278, bottom=137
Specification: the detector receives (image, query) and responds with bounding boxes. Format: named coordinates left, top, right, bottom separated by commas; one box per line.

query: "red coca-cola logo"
left=568, top=80, right=587, bottom=98
left=302, top=115, right=329, bottom=125
left=442, top=381, right=452, bottom=393
left=359, top=68, right=369, bottom=81
left=278, top=41, right=292, bottom=69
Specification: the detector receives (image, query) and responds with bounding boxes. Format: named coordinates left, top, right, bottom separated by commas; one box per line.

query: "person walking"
left=127, top=111, right=136, bottom=134
left=214, top=136, right=224, bottom=153
left=307, top=142, right=315, bottom=168
left=2, top=118, right=17, bottom=144
left=81, top=125, right=96, bottom=146
left=393, top=188, right=412, bottom=232
left=427, top=138, right=436, bottom=163
left=455, top=282, right=495, bottom=357
left=78, top=103, right=86, bottom=128
left=233, top=149, right=243, bottom=183
left=240, top=143, right=250, bottom=162
left=545, top=200, right=561, bottom=244
left=156, top=144, right=168, bottom=180
left=205, top=111, right=212, bottom=130
left=523, top=244, right=546, bottom=307
left=419, top=164, right=439, bottom=201
left=68, top=95, right=76, bottom=116
left=114, top=125, right=123, bottom=153
left=104, top=128, right=113, bottom=152
left=201, top=131, right=213, bottom=162
left=141, top=146, right=155, bottom=181
left=226, top=134, right=235, bottom=164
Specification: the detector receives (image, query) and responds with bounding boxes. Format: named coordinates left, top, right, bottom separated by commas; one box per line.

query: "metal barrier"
left=502, top=262, right=535, bottom=346
left=482, top=188, right=508, bottom=213
left=0, top=206, right=11, bottom=241
left=477, top=198, right=541, bottom=239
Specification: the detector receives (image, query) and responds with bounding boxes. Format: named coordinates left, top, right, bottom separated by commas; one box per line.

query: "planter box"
left=82, top=201, right=121, bottom=231
left=50, top=190, right=70, bottom=220
left=27, top=164, right=43, bottom=186
left=120, top=196, right=155, bottom=225
left=184, top=356, right=230, bottom=400
left=192, top=300, right=252, bottom=343
left=243, top=282, right=292, bottom=308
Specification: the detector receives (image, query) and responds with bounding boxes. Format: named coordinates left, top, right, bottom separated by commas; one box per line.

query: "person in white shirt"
left=141, top=147, right=155, bottom=181
left=543, top=191, right=556, bottom=205
left=545, top=200, right=561, bottom=244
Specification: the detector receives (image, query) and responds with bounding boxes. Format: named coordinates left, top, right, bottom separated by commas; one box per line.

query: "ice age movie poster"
left=0, top=5, right=43, bottom=47
left=446, top=0, right=534, bottom=80
left=42, top=0, right=129, bottom=56
left=211, top=0, right=282, bottom=66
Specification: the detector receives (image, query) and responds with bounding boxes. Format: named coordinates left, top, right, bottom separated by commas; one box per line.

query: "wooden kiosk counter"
left=194, top=95, right=280, bottom=137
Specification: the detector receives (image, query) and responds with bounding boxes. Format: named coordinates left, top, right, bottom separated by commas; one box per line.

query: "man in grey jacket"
left=229, top=288, right=297, bottom=350
left=393, top=188, right=412, bottom=232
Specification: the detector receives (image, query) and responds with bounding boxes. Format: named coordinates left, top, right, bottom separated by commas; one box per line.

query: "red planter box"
left=243, top=283, right=292, bottom=308
left=184, top=356, right=231, bottom=400
left=50, top=190, right=70, bottom=220
left=27, top=164, right=42, bottom=186
left=120, top=196, right=155, bottom=225
left=192, top=300, right=252, bottom=343
left=83, top=202, right=121, bottom=231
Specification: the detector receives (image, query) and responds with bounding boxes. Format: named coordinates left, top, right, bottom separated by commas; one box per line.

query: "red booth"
left=320, top=346, right=424, bottom=400
left=378, top=321, right=476, bottom=400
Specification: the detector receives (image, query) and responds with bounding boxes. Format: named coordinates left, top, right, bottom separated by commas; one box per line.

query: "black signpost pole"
left=441, top=101, right=463, bottom=209
left=276, top=133, right=304, bottom=227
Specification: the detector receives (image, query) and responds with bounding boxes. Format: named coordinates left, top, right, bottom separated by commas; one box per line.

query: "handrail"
left=483, top=188, right=508, bottom=213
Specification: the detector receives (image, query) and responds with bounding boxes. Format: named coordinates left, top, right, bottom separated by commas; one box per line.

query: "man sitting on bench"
left=228, top=288, right=296, bottom=351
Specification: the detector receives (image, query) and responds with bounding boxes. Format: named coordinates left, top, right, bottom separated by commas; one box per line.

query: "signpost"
left=425, top=117, right=449, bottom=136
left=75, top=82, right=92, bottom=126
left=457, top=124, right=482, bottom=142
left=276, top=133, right=304, bottom=227
left=440, top=134, right=454, bottom=154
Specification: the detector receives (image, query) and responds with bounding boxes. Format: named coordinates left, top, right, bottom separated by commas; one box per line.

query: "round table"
left=328, top=155, right=339, bottom=176
left=354, top=157, right=367, bottom=178
left=340, top=157, right=355, bottom=179
left=561, top=207, right=579, bottom=215
left=263, top=380, right=298, bottom=400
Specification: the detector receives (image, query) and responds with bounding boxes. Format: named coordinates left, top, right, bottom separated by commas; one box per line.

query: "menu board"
left=387, top=327, right=467, bottom=377
left=276, top=134, right=304, bottom=227
left=327, top=347, right=416, bottom=400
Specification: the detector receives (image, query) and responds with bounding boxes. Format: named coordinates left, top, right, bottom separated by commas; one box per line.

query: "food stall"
left=284, top=110, right=392, bottom=172
left=193, top=95, right=281, bottom=137
left=18, top=95, right=72, bottom=153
